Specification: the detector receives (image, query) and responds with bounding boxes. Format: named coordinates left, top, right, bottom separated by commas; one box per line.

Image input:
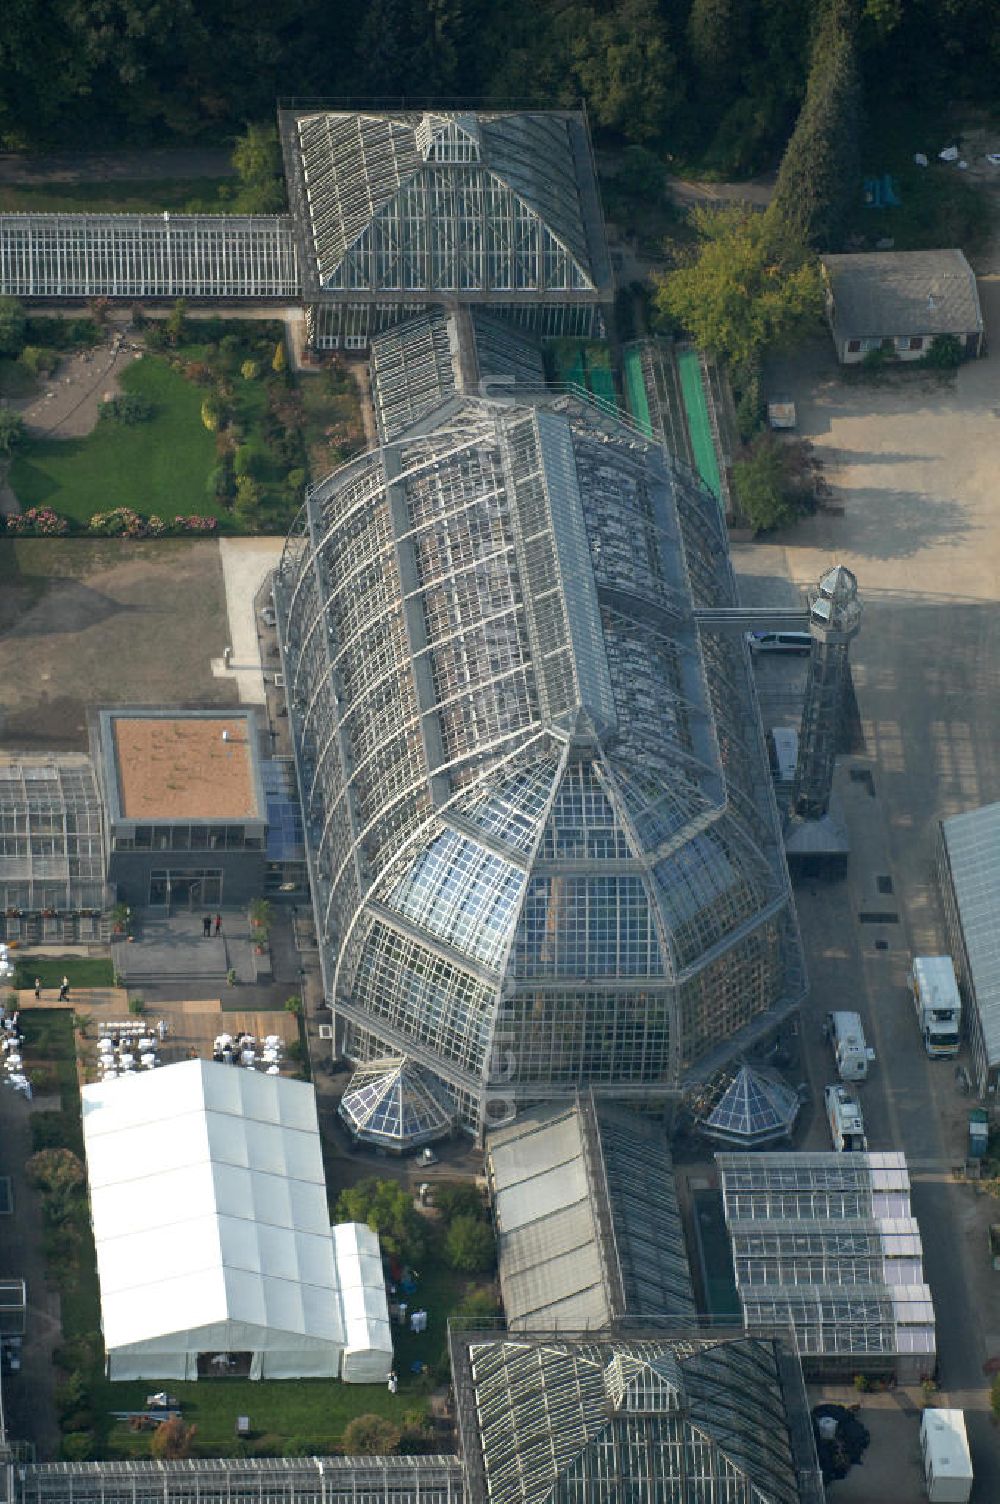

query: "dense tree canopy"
left=0, top=0, right=995, bottom=165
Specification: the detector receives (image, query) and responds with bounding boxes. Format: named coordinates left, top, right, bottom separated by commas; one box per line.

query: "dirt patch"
left=112, top=714, right=258, bottom=819
left=0, top=538, right=238, bottom=751
left=12, top=339, right=139, bottom=445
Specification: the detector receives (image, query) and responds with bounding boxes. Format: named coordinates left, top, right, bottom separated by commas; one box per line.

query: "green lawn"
left=0, top=357, right=37, bottom=398
left=10, top=357, right=222, bottom=525
left=16, top=956, right=115, bottom=992
left=0, top=179, right=236, bottom=216
left=95, top=1374, right=422, bottom=1458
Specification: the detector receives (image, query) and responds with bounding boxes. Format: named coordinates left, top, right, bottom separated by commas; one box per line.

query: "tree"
left=0, top=409, right=27, bottom=455
left=334, top=1177, right=426, bottom=1261
left=0, top=297, right=26, bottom=358
left=164, top=299, right=188, bottom=346
left=232, top=122, right=285, bottom=214
left=767, top=0, right=862, bottom=250
left=26, top=1148, right=85, bottom=1195
left=687, top=0, right=746, bottom=96
left=733, top=431, right=810, bottom=533
left=433, top=1182, right=486, bottom=1223
left=272, top=340, right=287, bottom=375
left=150, top=1417, right=197, bottom=1460
left=654, top=206, right=822, bottom=385
left=570, top=0, right=683, bottom=142
left=444, top=1214, right=495, bottom=1273
left=341, top=1414, right=402, bottom=1455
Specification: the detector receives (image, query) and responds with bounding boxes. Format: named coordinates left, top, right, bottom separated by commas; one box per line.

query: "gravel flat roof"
left=112, top=715, right=259, bottom=821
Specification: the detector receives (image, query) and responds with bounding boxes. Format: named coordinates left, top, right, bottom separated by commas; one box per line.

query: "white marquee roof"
left=82, top=1061, right=389, bottom=1374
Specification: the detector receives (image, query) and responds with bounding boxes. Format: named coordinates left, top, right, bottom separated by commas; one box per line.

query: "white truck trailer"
left=920, top=1408, right=972, bottom=1503
left=825, top=1010, right=875, bottom=1081
left=912, top=956, right=962, bottom=1058
left=825, top=1083, right=868, bottom=1152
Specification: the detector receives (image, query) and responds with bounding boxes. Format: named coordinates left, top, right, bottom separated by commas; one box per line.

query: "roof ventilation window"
left=416, top=113, right=482, bottom=163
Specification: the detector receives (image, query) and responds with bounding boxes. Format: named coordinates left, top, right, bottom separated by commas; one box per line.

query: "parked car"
left=746, top=630, right=812, bottom=655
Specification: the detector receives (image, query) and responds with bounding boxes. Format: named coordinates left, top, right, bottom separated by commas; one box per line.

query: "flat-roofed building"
left=939, top=800, right=1000, bottom=1094
left=95, top=708, right=267, bottom=909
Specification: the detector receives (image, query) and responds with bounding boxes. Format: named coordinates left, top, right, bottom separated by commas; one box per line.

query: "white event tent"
left=81, top=1059, right=393, bottom=1382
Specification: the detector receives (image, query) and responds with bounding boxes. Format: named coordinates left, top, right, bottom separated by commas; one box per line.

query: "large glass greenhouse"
left=274, top=393, right=803, bottom=1137
left=450, top=1332, right=822, bottom=1504
left=280, top=109, right=613, bottom=348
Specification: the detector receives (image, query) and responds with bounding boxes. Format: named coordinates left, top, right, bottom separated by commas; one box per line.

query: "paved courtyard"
left=738, top=277, right=1000, bottom=1499
left=0, top=538, right=238, bottom=750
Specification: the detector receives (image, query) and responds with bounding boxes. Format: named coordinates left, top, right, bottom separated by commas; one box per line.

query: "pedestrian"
left=214, top=913, right=222, bottom=936
left=202, top=915, right=212, bottom=938
left=58, top=975, right=69, bottom=1002
left=33, top=977, right=41, bottom=1001
left=156, top=1017, right=167, bottom=1043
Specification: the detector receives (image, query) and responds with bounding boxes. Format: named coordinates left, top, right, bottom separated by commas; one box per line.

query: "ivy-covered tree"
left=767, top=0, right=862, bottom=250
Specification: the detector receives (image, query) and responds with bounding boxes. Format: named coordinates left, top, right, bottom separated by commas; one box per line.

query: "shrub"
left=88, top=508, right=146, bottom=538
left=61, top=1432, right=96, bottom=1462
left=98, top=394, right=153, bottom=425
left=272, top=340, right=287, bottom=374
left=0, top=296, right=27, bottom=358
left=444, top=1215, right=495, bottom=1273
left=201, top=396, right=222, bottom=431
left=234, top=442, right=262, bottom=479
left=183, top=360, right=214, bottom=386
left=174, top=515, right=218, bottom=533
left=26, top=1148, right=86, bottom=1196
left=0, top=409, right=27, bottom=455
left=30, top=1112, right=78, bottom=1152
left=285, top=467, right=306, bottom=497
left=922, top=333, right=963, bottom=370
left=164, top=299, right=188, bottom=346
left=145, top=515, right=167, bottom=537
left=130, top=303, right=146, bottom=328
left=733, top=432, right=815, bottom=534
left=240, top=358, right=260, bottom=381
left=434, top=1183, right=486, bottom=1223
left=150, top=1417, right=197, bottom=1460
left=4, top=507, right=69, bottom=536
left=128, top=995, right=145, bottom=1016
left=456, top=1286, right=499, bottom=1325
left=334, top=1178, right=427, bottom=1262
left=19, top=344, right=58, bottom=378
left=341, top=1415, right=402, bottom=1456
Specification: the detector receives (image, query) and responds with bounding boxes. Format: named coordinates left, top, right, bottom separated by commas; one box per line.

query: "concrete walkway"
left=211, top=537, right=284, bottom=704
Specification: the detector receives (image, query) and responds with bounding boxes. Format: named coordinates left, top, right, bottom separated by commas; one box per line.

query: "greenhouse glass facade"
left=450, top=1333, right=821, bottom=1504
left=275, top=394, right=803, bottom=1136
left=0, top=214, right=299, bottom=299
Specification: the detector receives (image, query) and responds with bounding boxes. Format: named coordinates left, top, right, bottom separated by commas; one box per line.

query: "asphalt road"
left=737, top=313, right=1000, bottom=1497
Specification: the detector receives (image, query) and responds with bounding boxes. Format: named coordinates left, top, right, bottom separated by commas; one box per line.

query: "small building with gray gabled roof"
left=820, top=249, right=983, bottom=363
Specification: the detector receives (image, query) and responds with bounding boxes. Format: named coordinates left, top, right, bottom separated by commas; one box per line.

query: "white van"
left=746, top=630, right=812, bottom=655
left=825, top=1010, right=875, bottom=1081
left=767, top=727, right=799, bottom=784
left=825, top=1084, right=868, bottom=1152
